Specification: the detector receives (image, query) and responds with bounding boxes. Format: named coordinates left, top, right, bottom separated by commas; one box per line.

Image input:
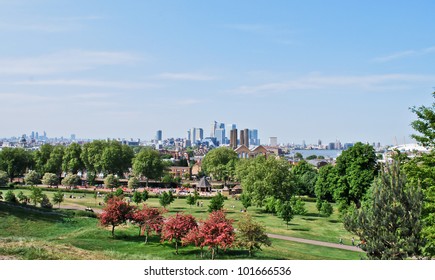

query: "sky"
left=0, top=0, right=434, bottom=146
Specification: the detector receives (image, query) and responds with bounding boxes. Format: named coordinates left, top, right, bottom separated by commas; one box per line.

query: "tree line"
left=0, top=140, right=167, bottom=187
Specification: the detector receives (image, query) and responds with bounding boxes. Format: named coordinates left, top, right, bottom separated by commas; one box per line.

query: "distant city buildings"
left=269, top=137, right=278, bottom=146
left=155, top=130, right=163, bottom=142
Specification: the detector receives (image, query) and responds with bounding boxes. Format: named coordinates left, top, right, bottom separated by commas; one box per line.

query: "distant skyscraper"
left=230, top=128, right=238, bottom=148
left=35, top=132, right=39, bottom=140
left=269, top=137, right=278, bottom=146
left=240, top=130, right=245, bottom=146
left=211, top=121, right=217, bottom=137
left=328, top=142, right=335, bottom=150
left=249, top=129, right=259, bottom=145
left=155, top=130, right=162, bottom=142
left=197, top=128, right=203, bottom=142
left=215, top=128, right=225, bottom=146
left=243, top=128, right=249, bottom=146
left=70, top=134, right=76, bottom=141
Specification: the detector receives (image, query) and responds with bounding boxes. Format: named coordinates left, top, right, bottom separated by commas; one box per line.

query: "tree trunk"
left=111, top=224, right=115, bottom=238
left=144, top=232, right=148, bottom=244
left=175, top=241, right=179, bottom=254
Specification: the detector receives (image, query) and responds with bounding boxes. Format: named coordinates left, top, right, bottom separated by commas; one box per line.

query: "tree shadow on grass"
left=291, top=228, right=310, bottom=232
left=0, top=202, right=66, bottom=223
left=301, top=217, right=317, bottom=221
left=303, top=212, right=322, bottom=218
left=328, top=219, right=340, bottom=223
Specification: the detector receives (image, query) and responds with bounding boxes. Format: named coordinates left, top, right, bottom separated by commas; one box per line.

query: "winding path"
left=266, top=233, right=363, bottom=252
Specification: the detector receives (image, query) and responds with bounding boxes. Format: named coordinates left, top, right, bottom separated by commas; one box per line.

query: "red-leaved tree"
left=161, top=213, right=197, bottom=254
left=131, top=204, right=166, bottom=244
left=183, top=210, right=235, bottom=259
left=99, top=197, right=135, bottom=238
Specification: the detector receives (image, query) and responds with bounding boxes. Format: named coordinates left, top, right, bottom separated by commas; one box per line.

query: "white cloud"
left=230, top=73, right=435, bottom=95
left=0, top=50, right=141, bottom=75
left=373, top=46, right=435, bottom=62
left=12, top=79, right=160, bottom=90
left=155, top=72, right=218, bottom=81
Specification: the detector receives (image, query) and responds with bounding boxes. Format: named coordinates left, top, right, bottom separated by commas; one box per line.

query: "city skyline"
left=1, top=1, right=434, bottom=145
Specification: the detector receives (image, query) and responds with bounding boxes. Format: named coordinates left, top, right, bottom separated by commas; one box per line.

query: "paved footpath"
left=266, top=233, right=363, bottom=252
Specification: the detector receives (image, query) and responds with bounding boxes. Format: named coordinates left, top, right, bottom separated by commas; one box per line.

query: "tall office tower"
left=35, top=132, right=39, bottom=140
left=318, top=139, right=322, bottom=146
left=71, top=134, right=76, bottom=141
left=31, top=131, right=35, bottom=139
left=230, top=128, right=238, bottom=148
left=240, top=130, right=245, bottom=146
left=191, top=128, right=197, bottom=143
left=187, top=129, right=191, bottom=141
left=155, top=130, right=163, bottom=142
left=243, top=128, right=249, bottom=147
left=210, top=121, right=217, bottom=137
left=269, top=137, right=278, bottom=146
left=249, top=129, right=258, bottom=145
left=43, top=131, right=47, bottom=140
left=302, top=140, right=306, bottom=149
left=328, top=142, right=336, bottom=150
left=195, top=128, right=203, bottom=142
left=215, top=128, right=225, bottom=146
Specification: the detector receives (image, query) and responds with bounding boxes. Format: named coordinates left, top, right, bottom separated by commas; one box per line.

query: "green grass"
left=0, top=189, right=363, bottom=260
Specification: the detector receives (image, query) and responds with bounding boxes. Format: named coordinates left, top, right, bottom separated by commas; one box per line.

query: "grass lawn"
left=0, top=188, right=363, bottom=260
left=0, top=202, right=363, bottom=260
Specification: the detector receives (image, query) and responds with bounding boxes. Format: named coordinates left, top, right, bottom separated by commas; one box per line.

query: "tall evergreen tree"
left=344, top=161, right=422, bottom=260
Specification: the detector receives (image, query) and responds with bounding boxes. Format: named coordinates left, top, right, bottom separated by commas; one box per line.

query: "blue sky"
left=0, top=0, right=434, bottom=145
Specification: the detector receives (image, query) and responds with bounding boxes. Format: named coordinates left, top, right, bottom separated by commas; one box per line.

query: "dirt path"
left=266, top=233, right=363, bottom=252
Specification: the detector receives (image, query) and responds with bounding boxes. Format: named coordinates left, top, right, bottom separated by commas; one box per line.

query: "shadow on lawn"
left=0, top=201, right=66, bottom=223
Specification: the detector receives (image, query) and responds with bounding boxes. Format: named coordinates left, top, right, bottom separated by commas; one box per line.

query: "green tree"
left=319, top=201, right=333, bottom=217
left=40, top=194, right=53, bottom=209
left=4, top=190, right=17, bottom=203
left=201, top=147, right=238, bottom=185
left=132, top=191, right=143, bottom=205
left=41, top=173, right=58, bottom=187
left=334, top=142, right=378, bottom=210
left=159, top=191, right=174, bottom=209
left=0, top=170, right=8, bottom=187
left=280, top=201, right=294, bottom=228
left=0, top=147, right=33, bottom=182
left=239, top=192, right=252, bottom=210
left=186, top=194, right=196, bottom=208
left=132, top=148, right=165, bottom=187
left=142, top=189, right=149, bottom=202
left=290, top=196, right=307, bottom=215
left=100, top=140, right=134, bottom=177
left=29, top=186, right=43, bottom=206
left=24, top=170, right=40, bottom=186
left=406, top=92, right=435, bottom=256
left=128, top=177, right=140, bottom=190
left=52, top=190, right=64, bottom=208
left=114, top=187, right=124, bottom=197
left=62, top=173, right=81, bottom=188
left=292, top=160, right=318, bottom=196
left=314, top=164, right=337, bottom=204
left=81, top=140, right=106, bottom=177
left=208, top=192, right=225, bottom=212
left=410, top=91, right=435, bottom=148
left=104, top=174, right=119, bottom=190
left=0, top=191, right=3, bottom=200
left=17, top=191, right=28, bottom=204
left=62, top=142, right=84, bottom=174
left=236, top=213, right=271, bottom=257
left=236, top=155, right=296, bottom=207
left=344, top=161, right=422, bottom=260
left=44, top=145, right=65, bottom=179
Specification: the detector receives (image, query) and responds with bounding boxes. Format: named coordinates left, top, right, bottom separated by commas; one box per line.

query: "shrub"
left=4, top=190, right=17, bottom=203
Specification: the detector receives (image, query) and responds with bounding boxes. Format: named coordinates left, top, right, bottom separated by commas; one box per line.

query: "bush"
left=4, top=190, right=17, bottom=203
left=290, top=197, right=307, bottom=215
left=40, top=194, right=53, bottom=209
left=24, top=170, right=40, bottom=186
left=320, top=201, right=333, bottom=217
